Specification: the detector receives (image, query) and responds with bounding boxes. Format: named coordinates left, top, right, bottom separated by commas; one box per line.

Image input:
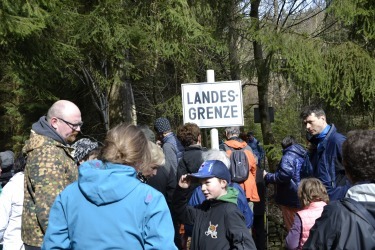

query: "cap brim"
left=189, top=173, right=215, bottom=179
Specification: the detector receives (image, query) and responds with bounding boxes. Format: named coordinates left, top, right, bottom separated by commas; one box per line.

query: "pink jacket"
left=297, top=201, right=327, bottom=249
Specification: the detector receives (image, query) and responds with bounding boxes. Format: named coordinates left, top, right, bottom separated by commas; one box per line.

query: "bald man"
left=21, top=100, right=83, bottom=249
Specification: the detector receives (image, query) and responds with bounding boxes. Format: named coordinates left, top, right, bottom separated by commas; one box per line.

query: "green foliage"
left=1, top=0, right=375, bottom=152
left=272, top=94, right=305, bottom=144
left=329, top=0, right=375, bottom=40
left=281, top=34, right=375, bottom=109
left=0, top=0, right=53, bottom=43
left=155, top=95, right=183, bottom=119
left=324, top=42, right=375, bottom=107
left=263, top=144, right=282, bottom=172
left=280, top=34, right=327, bottom=92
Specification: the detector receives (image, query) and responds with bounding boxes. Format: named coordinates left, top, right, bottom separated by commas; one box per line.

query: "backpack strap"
left=223, top=143, right=248, bottom=153
left=223, top=143, right=232, bottom=152
left=342, top=198, right=375, bottom=230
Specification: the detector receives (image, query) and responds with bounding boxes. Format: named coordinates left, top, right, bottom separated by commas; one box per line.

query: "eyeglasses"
left=56, top=117, right=83, bottom=130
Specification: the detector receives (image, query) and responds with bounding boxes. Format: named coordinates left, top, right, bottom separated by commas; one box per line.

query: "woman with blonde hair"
left=42, top=123, right=177, bottom=249
left=137, top=141, right=165, bottom=182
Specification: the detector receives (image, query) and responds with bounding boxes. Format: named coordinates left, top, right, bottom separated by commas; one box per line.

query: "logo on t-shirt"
left=205, top=221, right=218, bottom=239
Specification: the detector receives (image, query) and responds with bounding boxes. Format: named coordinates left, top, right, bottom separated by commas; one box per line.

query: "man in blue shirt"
left=300, top=105, right=350, bottom=201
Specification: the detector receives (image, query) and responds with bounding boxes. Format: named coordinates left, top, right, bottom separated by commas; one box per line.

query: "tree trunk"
left=228, top=0, right=241, bottom=80
left=110, top=79, right=137, bottom=126
left=80, top=65, right=110, bottom=131
left=250, top=0, right=276, bottom=146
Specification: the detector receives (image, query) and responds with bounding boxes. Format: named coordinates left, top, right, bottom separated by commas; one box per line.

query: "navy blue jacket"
left=309, top=124, right=350, bottom=201
left=264, top=144, right=306, bottom=208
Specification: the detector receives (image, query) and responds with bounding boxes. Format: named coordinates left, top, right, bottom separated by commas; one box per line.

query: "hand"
left=263, top=170, right=268, bottom=178
left=178, top=174, right=191, bottom=189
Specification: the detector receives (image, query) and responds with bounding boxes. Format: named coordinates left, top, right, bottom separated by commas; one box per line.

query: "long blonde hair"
left=99, top=123, right=151, bottom=171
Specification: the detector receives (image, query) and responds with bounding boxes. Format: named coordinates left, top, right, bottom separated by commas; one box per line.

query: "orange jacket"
left=224, top=140, right=260, bottom=202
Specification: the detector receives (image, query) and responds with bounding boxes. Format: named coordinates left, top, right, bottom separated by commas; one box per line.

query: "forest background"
left=1, top=0, right=374, bottom=169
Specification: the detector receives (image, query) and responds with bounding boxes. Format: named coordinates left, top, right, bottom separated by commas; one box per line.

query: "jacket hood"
left=217, top=186, right=238, bottom=205
left=225, top=139, right=247, bottom=150
left=22, top=131, right=72, bottom=155
left=78, top=160, right=141, bottom=205
left=32, top=116, right=67, bottom=145
left=284, top=144, right=306, bottom=158
left=346, top=183, right=375, bottom=202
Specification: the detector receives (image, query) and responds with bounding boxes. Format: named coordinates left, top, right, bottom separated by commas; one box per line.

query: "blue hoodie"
left=42, top=160, right=177, bottom=250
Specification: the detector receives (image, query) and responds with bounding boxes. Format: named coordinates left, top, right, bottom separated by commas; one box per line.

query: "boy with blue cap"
left=173, top=160, right=256, bottom=250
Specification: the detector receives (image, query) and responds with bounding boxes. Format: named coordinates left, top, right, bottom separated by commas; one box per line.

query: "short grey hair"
left=202, top=149, right=230, bottom=169
left=225, top=126, right=240, bottom=138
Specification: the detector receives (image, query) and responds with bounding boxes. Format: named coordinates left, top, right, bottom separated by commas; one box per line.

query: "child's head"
left=72, top=138, right=99, bottom=165
left=298, top=178, right=329, bottom=207
left=190, top=160, right=231, bottom=200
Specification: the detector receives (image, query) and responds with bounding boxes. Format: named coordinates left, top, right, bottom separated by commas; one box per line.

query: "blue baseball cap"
left=190, top=160, right=231, bottom=183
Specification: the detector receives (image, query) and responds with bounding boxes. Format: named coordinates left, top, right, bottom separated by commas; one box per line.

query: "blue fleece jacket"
left=42, top=160, right=177, bottom=250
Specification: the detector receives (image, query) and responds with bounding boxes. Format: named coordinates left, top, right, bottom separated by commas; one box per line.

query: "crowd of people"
left=0, top=100, right=374, bottom=250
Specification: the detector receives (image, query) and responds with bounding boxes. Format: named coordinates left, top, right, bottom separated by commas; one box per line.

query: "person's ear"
left=220, top=179, right=227, bottom=188
left=50, top=117, right=59, bottom=130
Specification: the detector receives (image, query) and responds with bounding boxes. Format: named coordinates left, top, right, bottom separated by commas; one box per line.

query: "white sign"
left=181, top=81, right=244, bottom=128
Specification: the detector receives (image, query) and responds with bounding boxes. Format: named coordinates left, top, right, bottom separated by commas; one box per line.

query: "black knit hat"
left=72, top=138, right=99, bottom=162
left=154, top=117, right=171, bottom=134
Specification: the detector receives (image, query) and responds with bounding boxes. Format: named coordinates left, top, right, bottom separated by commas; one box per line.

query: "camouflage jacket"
left=21, top=131, right=77, bottom=246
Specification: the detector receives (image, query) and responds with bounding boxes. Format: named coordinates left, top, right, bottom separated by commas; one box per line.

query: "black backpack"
left=224, top=145, right=250, bottom=183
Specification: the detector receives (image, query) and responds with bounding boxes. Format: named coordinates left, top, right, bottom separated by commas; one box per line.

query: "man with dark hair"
left=264, top=135, right=307, bottom=231
left=300, top=105, right=350, bottom=201
left=22, top=100, right=82, bottom=250
left=176, top=123, right=207, bottom=183
left=304, top=130, right=375, bottom=249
